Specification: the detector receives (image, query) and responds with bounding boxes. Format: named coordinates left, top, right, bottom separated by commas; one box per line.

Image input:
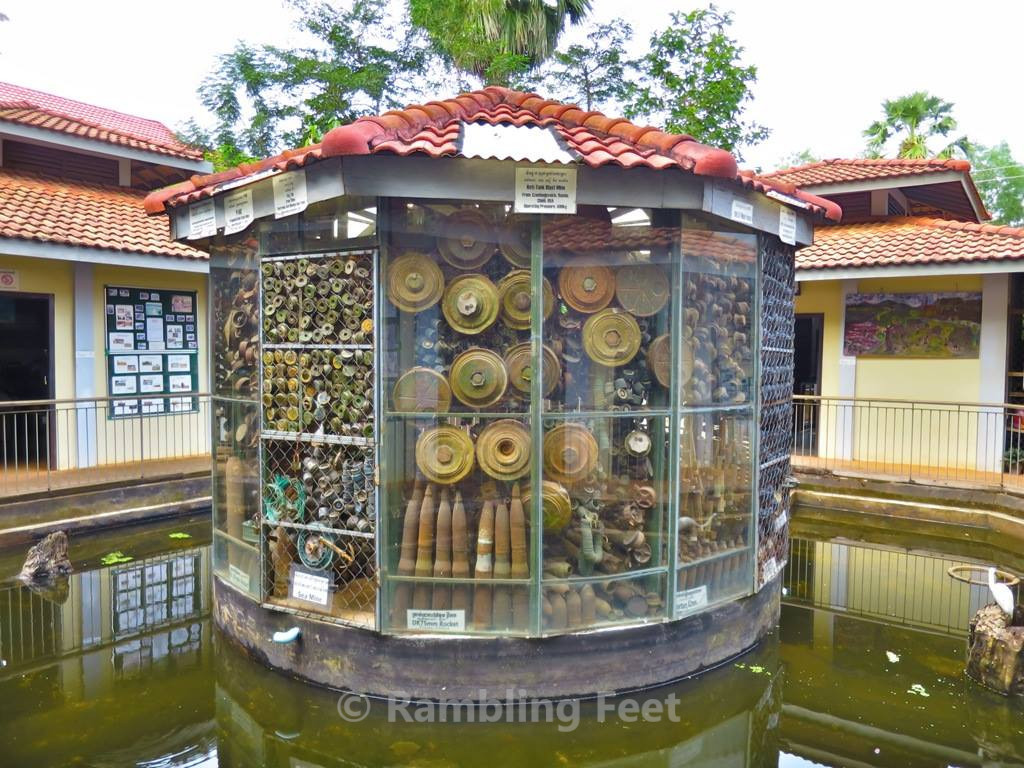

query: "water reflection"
left=2, top=520, right=1024, bottom=766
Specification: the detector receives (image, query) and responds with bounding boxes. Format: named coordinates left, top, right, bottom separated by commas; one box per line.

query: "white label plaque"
left=514, top=166, right=577, bottom=214
left=730, top=198, right=754, bottom=226
left=223, top=188, right=254, bottom=235
left=407, top=609, right=466, bottom=631
left=228, top=563, right=251, bottom=592
left=273, top=170, right=308, bottom=219
left=779, top=207, right=797, bottom=245
left=675, top=585, right=708, bottom=616
left=188, top=199, right=217, bottom=239
left=290, top=566, right=330, bottom=606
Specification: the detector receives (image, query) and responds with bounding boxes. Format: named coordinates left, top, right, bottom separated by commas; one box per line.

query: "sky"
left=0, top=0, right=1021, bottom=174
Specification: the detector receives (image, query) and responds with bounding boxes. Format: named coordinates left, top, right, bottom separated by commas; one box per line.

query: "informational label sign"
left=104, top=285, right=198, bottom=418
left=290, top=565, right=331, bottom=606
left=778, top=207, right=797, bottom=245
left=774, top=508, right=788, bottom=531
left=675, top=585, right=708, bottom=616
left=730, top=198, right=754, bottom=226
left=228, top=563, right=251, bottom=592
left=188, top=199, right=217, bottom=239
left=273, top=170, right=308, bottom=219
left=223, top=188, right=254, bottom=235
left=407, top=609, right=466, bottom=631
left=760, top=556, right=782, bottom=587
left=514, top=166, right=577, bottom=214
left=0, top=269, right=18, bottom=290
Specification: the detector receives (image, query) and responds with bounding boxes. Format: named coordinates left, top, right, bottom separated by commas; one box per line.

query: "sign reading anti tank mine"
left=514, top=166, right=577, bottom=214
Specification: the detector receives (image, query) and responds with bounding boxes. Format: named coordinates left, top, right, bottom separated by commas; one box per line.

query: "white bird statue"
left=988, top=567, right=1016, bottom=616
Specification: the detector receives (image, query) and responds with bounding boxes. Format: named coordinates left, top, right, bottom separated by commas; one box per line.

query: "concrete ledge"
left=213, top=576, right=780, bottom=701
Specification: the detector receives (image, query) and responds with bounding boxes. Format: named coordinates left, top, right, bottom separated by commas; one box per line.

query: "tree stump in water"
left=19, top=531, right=73, bottom=582
left=966, top=603, right=1024, bottom=695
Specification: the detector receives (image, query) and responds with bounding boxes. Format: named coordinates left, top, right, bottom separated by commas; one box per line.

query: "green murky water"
left=1, top=512, right=1023, bottom=767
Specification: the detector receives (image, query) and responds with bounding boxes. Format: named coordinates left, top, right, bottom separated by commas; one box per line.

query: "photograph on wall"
left=169, top=374, right=192, bottom=393
left=111, top=375, right=138, bottom=395
left=115, top=305, right=134, bottom=330
left=166, top=324, right=184, bottom=349
left=171, top=294, right=193, bottom=313
left=139, top=374, right=163, bottom=393
left=167, top=355, right=190, bottom=373
left=141, top=398, right=165, bottom=414
left=108, top=332, right=134, bottom=352
left=139, top=355, right=163, bottom=373
left=113, top=399, right=140, bottom=416
left=112, top=355, right=139, bottom=375
left=843, top=292, right=982, bottom=358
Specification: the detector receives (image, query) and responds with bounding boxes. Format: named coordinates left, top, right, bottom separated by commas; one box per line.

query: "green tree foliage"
left=969, top=142, right=1024, bottom=227
left=775, top=148, right=820, bottom=170
left=524, top=19, right=635, bottom=111
left=409, top=0, right=591, bottom=85
left=195, top=0, right=432, bottom=163
left=863, top=91, right=969, bottom=159
left=623, top=5, right=769, bottom=156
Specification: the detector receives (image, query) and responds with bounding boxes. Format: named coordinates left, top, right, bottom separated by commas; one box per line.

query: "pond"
left=1, top=510, right=1023, bottom=767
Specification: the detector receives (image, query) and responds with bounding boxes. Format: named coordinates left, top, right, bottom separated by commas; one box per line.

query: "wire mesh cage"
left=258, top=248, right=378, bottom=628
left=757, top=236, right=796, bottom=590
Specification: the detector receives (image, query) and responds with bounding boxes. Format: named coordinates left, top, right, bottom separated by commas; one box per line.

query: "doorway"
left=0, top=292, right=54, bottom=467
left=793, top=314, right=824, bottom=455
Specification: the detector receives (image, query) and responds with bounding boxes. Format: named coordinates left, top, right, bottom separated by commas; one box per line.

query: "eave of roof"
left=144, top=87, right=841, bottom=223
left=0, top=81, right=204, bottom=162
left=795, top=216, right=1024, bottom=274
left=0, top=169, right=205, bottom=261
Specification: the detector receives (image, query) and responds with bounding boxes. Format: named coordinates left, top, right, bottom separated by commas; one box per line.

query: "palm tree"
left=863, top=91, right=969, bottom=159
left=410, top=0, right=591, bottom=84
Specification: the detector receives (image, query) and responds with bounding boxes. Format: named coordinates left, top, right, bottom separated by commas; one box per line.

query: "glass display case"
left=208, top=197, right=772, bottom=638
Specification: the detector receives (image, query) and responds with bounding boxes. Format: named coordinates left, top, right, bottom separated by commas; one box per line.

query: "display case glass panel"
left=379, top=199, right=539, bottom=634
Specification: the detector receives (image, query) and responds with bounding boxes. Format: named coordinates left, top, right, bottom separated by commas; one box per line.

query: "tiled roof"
left=144, top=86, right=840, bottom=222
left=0, top=81, right=203, bottom=161
left=762, top=157, right=971, bottom=188
left=796, top=216, right=1024, bottom=271
left=0, top=169, right=204, bottom=260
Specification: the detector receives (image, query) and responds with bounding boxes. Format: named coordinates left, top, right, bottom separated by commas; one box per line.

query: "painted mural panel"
left=843, top=292, right=982, bottom=358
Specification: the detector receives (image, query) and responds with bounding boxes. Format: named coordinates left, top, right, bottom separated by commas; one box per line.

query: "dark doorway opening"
left=0, top=292, right=54, bottom=468
left=793, top=313, right=824, bottom=455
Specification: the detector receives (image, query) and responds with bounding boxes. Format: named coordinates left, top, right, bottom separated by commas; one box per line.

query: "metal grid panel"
left=757, top=237, right=795, bottom=589
left=258, top=248, right=377, bottom=629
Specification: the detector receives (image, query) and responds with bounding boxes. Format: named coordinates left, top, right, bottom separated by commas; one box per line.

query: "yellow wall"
left=0, top=253, right=209, bottom=470
left=796, top=274, right=993, bottom=470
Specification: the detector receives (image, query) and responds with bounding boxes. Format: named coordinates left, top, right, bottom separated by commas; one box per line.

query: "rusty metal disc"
left=476, top=419, right=531, bottom=481
left=387, top=251, right=444, bottom=312
left=558, top=259, right=616, bottom=313
left=415, top=426, right=475, bottom=485
left=523, top=480, right=573, bottom=532
left=438, top=208, right=494, bottom=270
left=392, top=367, right=452, bottom=413
left=498, top=212, right=532, bottom=268
left=543, top=423, right=598, bottom=486
left=449, top=347, right=508, bottom=409
left=441, top=273, right=499, bottom=335
left=615, top=263, right=670, bottom=316
left=497, top=270, right=554, bottom=330
left=583, top=308, right=641, bottom=367
left=504, top=342, right=561, bottom=397
left=647, top=333, right=671, bottom=387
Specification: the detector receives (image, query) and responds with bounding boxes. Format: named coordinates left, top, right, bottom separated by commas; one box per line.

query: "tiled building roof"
left=0, top=169, right=204, bottom=259
left=0, top=81, right=203, bottom=161
left=144, top=86, right=841, bottom=222
left=796, top=216, right=1024, bottom=271
left=762, top=157, right=971, bottom=188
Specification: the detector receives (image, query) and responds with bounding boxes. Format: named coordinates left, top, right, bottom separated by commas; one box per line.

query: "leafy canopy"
left=623, top=5, right=769, bottom=156
left=969, top=141, right=1024, bottom=227
left=409, top=0, right=591, bottom=85
left=864, top=91, right=968, bottom=159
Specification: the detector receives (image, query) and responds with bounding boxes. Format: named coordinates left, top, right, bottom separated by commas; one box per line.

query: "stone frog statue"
left=19, top=530, right=73, bottom=583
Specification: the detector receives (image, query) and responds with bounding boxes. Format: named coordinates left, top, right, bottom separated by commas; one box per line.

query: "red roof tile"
left=0, top=82, right=203, bottom=161
left=0, top=169, right=204, bottom=260
left=145, top=87, right=840, bottom=223
left=796, top=216, right=1024, bottom=271
left=762, top=157, right=971, bottom=188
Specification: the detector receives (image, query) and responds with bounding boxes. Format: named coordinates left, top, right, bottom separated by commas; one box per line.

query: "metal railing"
left=0, top=393, right=211, bottom=499
left=792, top=394, right=1024, bottom=489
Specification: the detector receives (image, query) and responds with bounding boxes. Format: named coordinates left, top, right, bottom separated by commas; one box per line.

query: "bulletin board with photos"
left=104, top=285, right=200, bottom=418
